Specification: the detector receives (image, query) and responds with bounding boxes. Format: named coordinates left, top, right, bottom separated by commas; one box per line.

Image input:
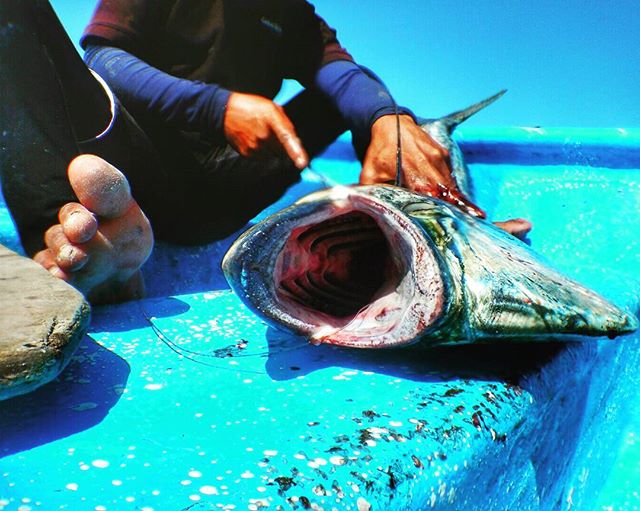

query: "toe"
left=44, top=224, right=90, bottom=272
left=33, top=248, right=71, bottom=281
left=68, top=154, right=133, bottom=218
left=59, top=202, right=98, bottom=243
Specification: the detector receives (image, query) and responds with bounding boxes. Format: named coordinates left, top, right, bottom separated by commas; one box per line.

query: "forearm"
left=83, top=45, right=231, bottom=138
left=314, top=60, right=414, bottom=144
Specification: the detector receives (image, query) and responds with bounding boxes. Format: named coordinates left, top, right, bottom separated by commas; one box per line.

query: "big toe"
left=68, top=154, right=134, bottom=218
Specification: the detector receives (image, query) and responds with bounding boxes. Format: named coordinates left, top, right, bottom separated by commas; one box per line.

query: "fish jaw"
left=222, top=185, right=448, bottom=348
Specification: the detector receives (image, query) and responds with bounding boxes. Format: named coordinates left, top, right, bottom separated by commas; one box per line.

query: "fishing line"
left=306, top=163, right=335, bottom=189
left=357, top=65, right=404, bottom=188
left=136, top=302, right=308, bottom=370
left=136, top=302, right=266, bottom=374
left=392, top=96, right=403, bottom=188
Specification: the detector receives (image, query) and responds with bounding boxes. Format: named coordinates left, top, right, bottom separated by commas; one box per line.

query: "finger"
left=360, top=167, right=395, bottom=185
left=271, top=114, right=308, bottom=169
left=281, top=134, right=309, bottom=170
left=494, top=218, right=533, bottom=239
left=59, top=202, right=98, bottom=244
left=360, top=156, right=395, bottom=185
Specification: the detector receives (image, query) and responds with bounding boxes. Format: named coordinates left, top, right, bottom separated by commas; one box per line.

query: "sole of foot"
left=33, top=154, right=154, bottom=304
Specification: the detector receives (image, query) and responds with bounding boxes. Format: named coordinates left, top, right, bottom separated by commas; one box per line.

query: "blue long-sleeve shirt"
left=84, top=45, right=413, bottom=145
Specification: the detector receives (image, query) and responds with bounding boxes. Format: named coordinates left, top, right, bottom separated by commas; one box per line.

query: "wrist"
left=371, top=113, right=414, bottom=136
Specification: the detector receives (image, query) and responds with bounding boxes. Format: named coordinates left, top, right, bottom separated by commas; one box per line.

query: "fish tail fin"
left=439, top=89, right=507, bottom=132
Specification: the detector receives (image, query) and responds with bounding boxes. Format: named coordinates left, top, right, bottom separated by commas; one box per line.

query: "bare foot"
left=33, top=155, right=154, bottom=304
left=494, top=218, right=533, bottom=240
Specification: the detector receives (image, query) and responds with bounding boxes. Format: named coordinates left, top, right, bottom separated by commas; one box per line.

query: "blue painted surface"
left=1, top=2, right=639, bottom=508
left=1, top=129, right=639, bottom=510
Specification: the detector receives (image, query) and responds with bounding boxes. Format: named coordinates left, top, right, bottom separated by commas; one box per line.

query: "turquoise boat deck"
left=1, top=128, right=639, bottom=510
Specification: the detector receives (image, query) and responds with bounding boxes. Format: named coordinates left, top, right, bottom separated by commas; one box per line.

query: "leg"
left=34, top=155, right=153, bottom=303
left=0, top=1, right=153, bottom=302
left=0, top=0, right=110, bottom=255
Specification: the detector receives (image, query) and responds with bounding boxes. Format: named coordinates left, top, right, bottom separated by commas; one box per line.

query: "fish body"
left=222, top=92, right=638, bottom=348
left=222, top=185, right=637, bottom=348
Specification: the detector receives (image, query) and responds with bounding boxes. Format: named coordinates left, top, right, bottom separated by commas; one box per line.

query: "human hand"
left=360, top=114, right=485, bottom=218
left=223, top=92, right=309, bottom=169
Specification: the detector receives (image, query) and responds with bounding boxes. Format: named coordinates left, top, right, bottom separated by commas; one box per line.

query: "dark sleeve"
left=281, top=1, right=353, bottom=86
left=84, top=45, right=231, bottom=139
left=317, top=16, right=353, bottom=66
left=315, top=60, right=415, bottom=145
left=80, top=0, right=167, bottom=58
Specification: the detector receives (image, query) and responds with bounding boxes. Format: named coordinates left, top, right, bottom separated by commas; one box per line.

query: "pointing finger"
left=271, top=115, right=308, bottom=169
left=281, top=133, right=309, bottom=170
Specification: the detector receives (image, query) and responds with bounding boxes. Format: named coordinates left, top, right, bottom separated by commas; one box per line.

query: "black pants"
left=0, top=0, right=349, bottom=256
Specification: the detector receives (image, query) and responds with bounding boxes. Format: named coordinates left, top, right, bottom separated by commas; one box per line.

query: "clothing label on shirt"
left=260, top=17, right=283, bottom=36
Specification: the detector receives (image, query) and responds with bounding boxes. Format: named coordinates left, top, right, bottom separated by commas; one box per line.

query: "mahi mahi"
left=222, top=94, right=638, bottom=348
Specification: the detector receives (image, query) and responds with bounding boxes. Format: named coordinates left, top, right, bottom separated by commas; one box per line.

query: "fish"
left=222, top=184, right=637, bottom=348
left=222, top=94, right=638, bottom=349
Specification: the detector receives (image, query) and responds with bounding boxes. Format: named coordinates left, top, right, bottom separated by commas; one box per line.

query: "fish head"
left=222, top=185, right=449, bottom=348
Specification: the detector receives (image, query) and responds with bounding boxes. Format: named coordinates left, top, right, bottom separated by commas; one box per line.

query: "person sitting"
left=0, top=0, right=530, bottom=303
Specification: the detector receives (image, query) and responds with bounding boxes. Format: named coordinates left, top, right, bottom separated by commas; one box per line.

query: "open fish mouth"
left=270, top=187, right=446, bottom=347
left=222, top=185, right=638, bottom=349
